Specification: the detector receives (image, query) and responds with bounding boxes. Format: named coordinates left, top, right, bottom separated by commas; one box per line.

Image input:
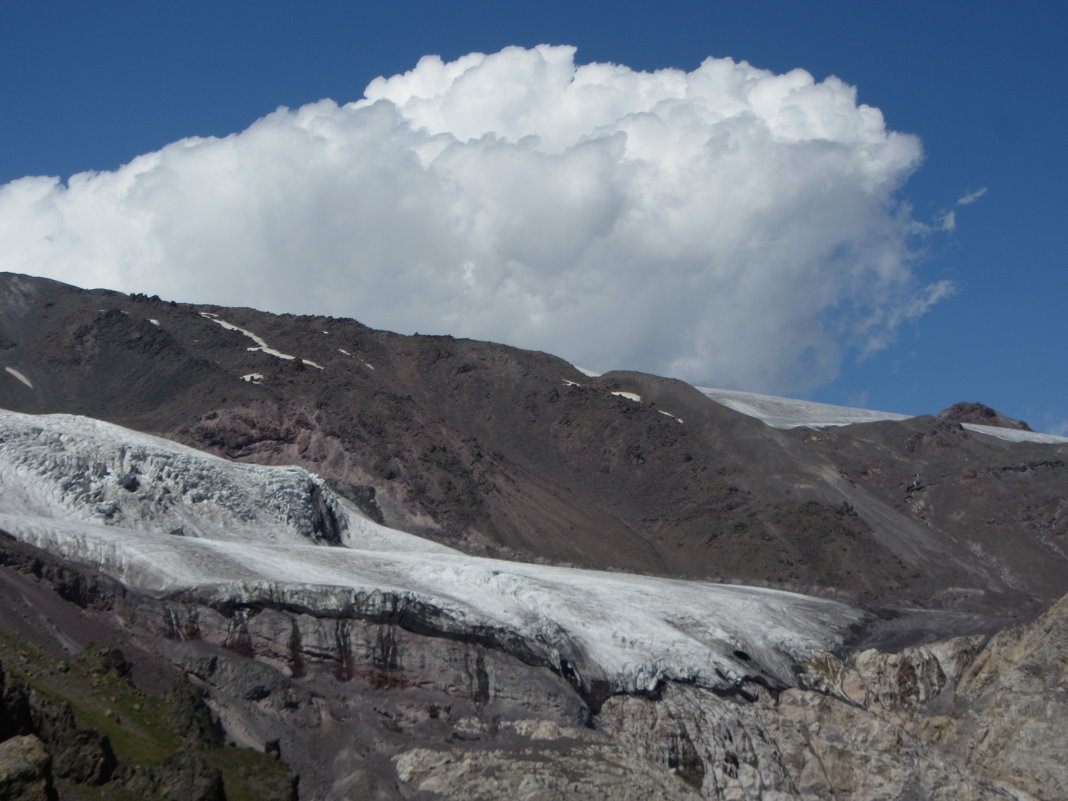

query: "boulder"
left=0, top=734, right=56, bottom=801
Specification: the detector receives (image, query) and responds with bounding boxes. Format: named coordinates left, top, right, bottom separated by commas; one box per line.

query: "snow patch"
left=4, top=367, right=33, bottom=389
left=240, top=373, right=264, bottom=384
left=199, top=313, right=325, bottom=371
left=611, top=391, right=641, bottom=402
left=364, top=362, right=375, bottom=370
left=562, top=379, right=581, bottom=387
left=658, top=410, right=684, bottom=424
left=338, top=349, right=351, bottom=356
left=147, top=318, right=160, bottom=326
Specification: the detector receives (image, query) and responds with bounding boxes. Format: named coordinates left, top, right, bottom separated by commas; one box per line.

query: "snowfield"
left=0, top=408, right=863, bottom=695
left=698, top=386, right=1068, bottom=444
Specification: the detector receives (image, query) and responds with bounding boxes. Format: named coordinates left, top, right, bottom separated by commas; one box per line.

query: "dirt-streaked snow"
left=0, top=408, right=863, bottom=694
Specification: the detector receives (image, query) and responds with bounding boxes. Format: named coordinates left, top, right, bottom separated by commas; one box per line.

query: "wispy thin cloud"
left=956, top=187, right=988, bottom=206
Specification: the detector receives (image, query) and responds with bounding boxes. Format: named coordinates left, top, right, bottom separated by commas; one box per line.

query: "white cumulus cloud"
left=0, top=44, right=945, bottom=393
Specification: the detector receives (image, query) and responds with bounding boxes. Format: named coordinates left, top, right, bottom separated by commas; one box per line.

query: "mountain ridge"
left=1, top=271, right=1067, bottom=800
left=2, top=271, right=1064, bottom=616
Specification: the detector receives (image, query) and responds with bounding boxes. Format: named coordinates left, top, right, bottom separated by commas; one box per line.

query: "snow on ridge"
left=200, top=312, right=324, bottom=370
left=698, top=387, right=1068, bottom=444
left=698, top=386, right=910, bottom=429
left=959, top=424, right=1068, bottom=444
left=0, top=407, right=861, bottom=694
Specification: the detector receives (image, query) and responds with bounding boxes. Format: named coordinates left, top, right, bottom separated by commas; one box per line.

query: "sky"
left=0, top=1, right=1065, bottom=433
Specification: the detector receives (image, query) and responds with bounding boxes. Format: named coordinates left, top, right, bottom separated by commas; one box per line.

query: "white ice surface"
left=698, top=387, right=1068, bottom=444
left=0, top=408, right=862, bottom=692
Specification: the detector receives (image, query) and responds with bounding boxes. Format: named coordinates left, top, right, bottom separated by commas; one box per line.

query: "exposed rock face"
left=0, top=735, right=55, bottom=801
left=932, top=593, right=1068, bottom=800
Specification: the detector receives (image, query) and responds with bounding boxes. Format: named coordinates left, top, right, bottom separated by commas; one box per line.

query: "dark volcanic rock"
left=938, top=401, right=1032, bottom=430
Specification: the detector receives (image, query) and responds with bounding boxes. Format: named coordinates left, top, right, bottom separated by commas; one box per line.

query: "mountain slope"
left=2, top=271, right=1066, bottom=625
left=0, top=405, right=1062, bottom=799
left=3, top=272, right=1068, bottom=799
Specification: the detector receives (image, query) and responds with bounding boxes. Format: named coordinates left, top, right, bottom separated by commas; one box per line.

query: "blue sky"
left=1, top=1, right=1065, bottom=432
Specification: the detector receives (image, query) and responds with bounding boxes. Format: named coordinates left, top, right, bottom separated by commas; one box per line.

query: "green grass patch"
left=207, top=746, right=297, bottom=801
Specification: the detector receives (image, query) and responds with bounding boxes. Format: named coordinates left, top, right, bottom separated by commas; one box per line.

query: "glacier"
left=0, top=407, right=864, bottom=698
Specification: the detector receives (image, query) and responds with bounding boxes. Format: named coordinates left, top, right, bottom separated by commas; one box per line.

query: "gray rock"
left=0, top=734, right=56, bottom=801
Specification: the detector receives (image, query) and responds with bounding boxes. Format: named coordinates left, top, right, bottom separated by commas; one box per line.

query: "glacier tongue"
left=0, top=408, right=864, bottom=696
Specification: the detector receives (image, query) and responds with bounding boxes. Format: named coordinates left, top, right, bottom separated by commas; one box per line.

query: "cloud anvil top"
left=0, top=45, right=944, bottom=396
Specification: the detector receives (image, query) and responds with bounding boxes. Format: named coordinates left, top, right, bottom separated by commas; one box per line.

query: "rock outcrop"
left=0, top=735, right=55, bottom=801
left=940, top=401, right=1033, bottom=431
